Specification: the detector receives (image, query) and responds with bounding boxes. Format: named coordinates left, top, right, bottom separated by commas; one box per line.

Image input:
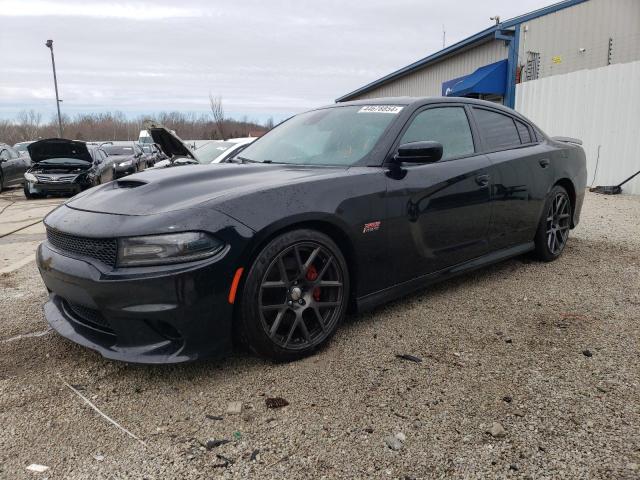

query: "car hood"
left=147, top=124, right=200, bottom=163
left=27, top=138, right=92, bottom=164
left=65, top=163, right=347, bottom=216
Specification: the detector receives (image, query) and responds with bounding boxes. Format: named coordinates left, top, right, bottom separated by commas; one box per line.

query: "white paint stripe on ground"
left=1, top=328, right=52, bottom=344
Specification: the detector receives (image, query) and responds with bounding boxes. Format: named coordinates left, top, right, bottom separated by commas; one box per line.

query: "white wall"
left=518, top=0, right=640, bottom=79
left=515, top=60, right=640, bottom=195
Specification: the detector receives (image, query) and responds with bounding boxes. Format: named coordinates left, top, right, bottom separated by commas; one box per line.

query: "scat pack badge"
left=363, top=221, right=381, bottom=233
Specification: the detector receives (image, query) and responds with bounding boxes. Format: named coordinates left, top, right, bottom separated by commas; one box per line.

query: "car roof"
left=319, top=96, right=520, bottom=115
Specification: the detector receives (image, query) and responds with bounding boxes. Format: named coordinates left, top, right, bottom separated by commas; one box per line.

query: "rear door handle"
left=539, top=158, right=550, bottom=168
left=475, top=174, right=490, bottom=187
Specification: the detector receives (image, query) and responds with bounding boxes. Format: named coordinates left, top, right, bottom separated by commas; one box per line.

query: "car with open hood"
left=144, top=124, right=201, bottom=170
left=37, top=97, right=586, bottom=364
left=24, top=139, right=115, bottom=198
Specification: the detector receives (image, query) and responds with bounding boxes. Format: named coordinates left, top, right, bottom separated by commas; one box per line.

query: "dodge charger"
left=37, top=98, right=587, bottom=363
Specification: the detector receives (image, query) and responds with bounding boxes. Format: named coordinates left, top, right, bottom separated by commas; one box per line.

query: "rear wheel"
left=534, top=185, right=571, bottom=261
left=237, top=229, right=349, bottom=361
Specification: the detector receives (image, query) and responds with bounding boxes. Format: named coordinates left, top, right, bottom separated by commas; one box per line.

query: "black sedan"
left=37, top=97, right=587, bottom=363
left=103, top=143, right=147, bottom=179
left=1, top=143, right=30, bottom=191
left=24, top=139, right=115, bottom=199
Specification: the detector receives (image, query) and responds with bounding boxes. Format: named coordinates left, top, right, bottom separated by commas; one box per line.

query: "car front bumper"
left=26, top=181, right=83, bottom=195
left=37, top=240, right=237, bottom=363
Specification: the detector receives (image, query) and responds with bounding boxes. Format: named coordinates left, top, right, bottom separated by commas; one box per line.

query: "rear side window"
left=473, top=108, right=521, bottom=150
left=515, top=120, right=532, bottom=144
left=400, top=106, right=474, bottom=160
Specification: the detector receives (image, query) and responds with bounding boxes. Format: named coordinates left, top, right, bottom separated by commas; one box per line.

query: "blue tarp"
left=441, top=59, right=508, bottom=97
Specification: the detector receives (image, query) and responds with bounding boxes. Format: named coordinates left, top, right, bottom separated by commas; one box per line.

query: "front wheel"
left=237, top=229, right=349, bottom=361
left=534, top=185, right=572, bottom=261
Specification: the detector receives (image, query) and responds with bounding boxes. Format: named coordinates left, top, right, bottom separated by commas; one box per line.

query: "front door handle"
left=475, top=174, right=490, bottom=187
left=539, top=158, right=550, bottom=168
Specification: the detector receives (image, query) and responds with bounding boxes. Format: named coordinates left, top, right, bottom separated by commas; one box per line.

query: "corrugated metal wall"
left=351, top=40, right=508, bottom=100
left=518, top=0, right=640, bottom=80
left=516, top=60, right=640, bottom=195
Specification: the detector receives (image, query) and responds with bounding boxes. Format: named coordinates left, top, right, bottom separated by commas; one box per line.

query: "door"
left=96, top=149, right=114, bottom=183
left=384, top=105, right=493, bottom=284
left=0, top=147, right=23, bottom=186
left=470, top=107, right=553, bottom=249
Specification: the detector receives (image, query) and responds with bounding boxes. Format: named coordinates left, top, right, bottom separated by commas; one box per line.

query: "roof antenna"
left=490, top=15, right=500, bottom=25
left=442, top=24, right=446, bottom=48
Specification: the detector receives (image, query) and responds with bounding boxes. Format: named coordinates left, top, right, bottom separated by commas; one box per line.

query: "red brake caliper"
left=306, top=264, right=321, bottom=301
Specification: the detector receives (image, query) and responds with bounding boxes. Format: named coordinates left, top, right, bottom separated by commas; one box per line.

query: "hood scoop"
left=115, top=179, right=147, bottom=189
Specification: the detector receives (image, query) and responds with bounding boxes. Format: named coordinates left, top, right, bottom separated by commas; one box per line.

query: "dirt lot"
left=0, top=191, right=639, bottom=479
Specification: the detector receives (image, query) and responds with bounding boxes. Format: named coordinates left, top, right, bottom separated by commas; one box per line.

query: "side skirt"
left=355, top=242, right=534, bottom=313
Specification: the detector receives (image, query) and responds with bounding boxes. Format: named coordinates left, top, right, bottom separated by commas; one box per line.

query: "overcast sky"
left=1, top=0, right=555, bottom=123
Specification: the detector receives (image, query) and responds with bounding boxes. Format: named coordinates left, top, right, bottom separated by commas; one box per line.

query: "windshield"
left=238, top=105, right=400, bottom=166
left=14, top=143, right=31, bottom=152
left=104, top=145, right=135, bottom=156
left=197, top=141, right=237, bottom=164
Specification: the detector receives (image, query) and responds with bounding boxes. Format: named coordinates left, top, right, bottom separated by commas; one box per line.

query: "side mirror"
left=395, top=141, right=443, bottom=164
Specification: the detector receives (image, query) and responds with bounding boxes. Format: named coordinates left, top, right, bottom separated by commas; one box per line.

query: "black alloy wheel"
left=237, top=229, right=349, bottom=361
left=546, top=191, right=571, bottom=255
left=534, top=185, right=571, bottom=261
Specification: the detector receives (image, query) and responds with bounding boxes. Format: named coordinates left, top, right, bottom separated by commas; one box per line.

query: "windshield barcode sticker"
left=358, top=105, right=404, bottom=114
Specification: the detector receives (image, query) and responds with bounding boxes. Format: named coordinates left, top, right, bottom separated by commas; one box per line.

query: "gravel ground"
left=1, top=192, right=639, bottom=479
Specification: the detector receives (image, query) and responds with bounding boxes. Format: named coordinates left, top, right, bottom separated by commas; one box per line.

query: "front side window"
left=400, top=107, right=475, bottom=160
left=238, top=105, right=400, bottom=166
left=473, top=108, right=521, bottom=150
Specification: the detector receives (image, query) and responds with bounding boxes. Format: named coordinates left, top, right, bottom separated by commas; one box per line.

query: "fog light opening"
left=146, top=320, right=182, bottom=341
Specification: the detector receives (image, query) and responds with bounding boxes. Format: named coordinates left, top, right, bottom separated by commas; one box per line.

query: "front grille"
left=36, top=174, right=77, bottom=183
left=64, top=300, right=114, bottom=335
left=46, top=227, right=118, bottom=267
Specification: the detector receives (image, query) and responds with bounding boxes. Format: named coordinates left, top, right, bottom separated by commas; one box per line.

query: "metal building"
left=336, top=0, right=640, bottom=108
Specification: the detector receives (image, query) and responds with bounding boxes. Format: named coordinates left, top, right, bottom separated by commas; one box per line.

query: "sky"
left=0, top=0, right=556, bottom=123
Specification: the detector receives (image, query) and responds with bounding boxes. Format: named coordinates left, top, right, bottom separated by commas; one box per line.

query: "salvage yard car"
left=24, top=138, right=115, bottom=198
left=103, top=143, right=147, bottom=179
left=0, top=142, right=30, bottom=192
left=195, top=137, right=256, bottom=164
left=37, top=98, right=587, bottom=363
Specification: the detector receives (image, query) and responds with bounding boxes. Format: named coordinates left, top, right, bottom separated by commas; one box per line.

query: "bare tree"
left=16, top=110, right=42, bottom=140
left=209, top=93, right=226, bottom=140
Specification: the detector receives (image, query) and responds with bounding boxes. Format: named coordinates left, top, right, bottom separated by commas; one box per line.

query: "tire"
left=533, top=185, right=572, bottom=262
left=0, top=171, right=4, bottom=193
left=236, top=229, right=349, bottom=361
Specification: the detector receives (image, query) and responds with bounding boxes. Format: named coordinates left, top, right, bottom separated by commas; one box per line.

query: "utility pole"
left=45, top=39, right=63, bottom=137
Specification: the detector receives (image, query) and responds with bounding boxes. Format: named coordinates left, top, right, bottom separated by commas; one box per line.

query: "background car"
left=37, top=98, right=586, bottom=364
left=194, top=137, right=256, bottom=164
left=0, top=143, right=30, bottom=192
left=139, top=143, right=166, bottom=167
left=24, top=138, right=115, bottom=199
left=13, top=141, right=36, bottom=157
left=103, top=143, right=147, bottom=179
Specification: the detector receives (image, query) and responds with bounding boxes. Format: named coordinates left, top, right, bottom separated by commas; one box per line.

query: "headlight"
left=118, top=160, right=133, bottom=167
left=117, top=232, right=224, bottom=267
left=24, top=172, right=37, bottom=182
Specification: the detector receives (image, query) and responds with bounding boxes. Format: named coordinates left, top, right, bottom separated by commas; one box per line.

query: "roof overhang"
left=442, top=59, right=508, bottom=97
